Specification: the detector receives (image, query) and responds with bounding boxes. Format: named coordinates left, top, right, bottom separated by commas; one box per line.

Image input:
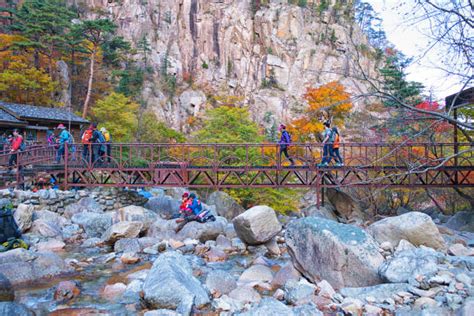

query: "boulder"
left=13, top=203, right=33, bottom=232
left=379, top=247, right=444, bottom=283
left=142, top=252, right=209, bottom=313
left=102, top=283, right=127, bottom=301
left=239, top=264, right=273, bottom=285
left=301, top=205, right=338, bottom=221
left=0, top=249, right=72, bottom=286
left=293, top=303, right=323, bottom=316
left=448, top=243, right=474, bottom=257
left=444, top=211, right=474, bottom=233
left=368, top=212, right=447, bottom=250
left=64, top=197, right=103, bottom=218
left=326, top=188, right=365, bottom=220
left=285, top=217, right=384, bottom=289
left=144, top=196, right=180, bottom=219
left=207, top=191, right=244, bottom=221
left=340, top=283, right=409, bottom=303
left=71, top=212, right=113, bottom=238
left=113, top=205, right=158, bottom=231
left=114, top=238, right=142, bottom=253
left=239, top=298, right=293, bottom=316
left=102, top=221, right=143, bottom=244
left=228, top=286, right=261, bottom=305
left=271, top=263, right=301, bottom=289
left=30, top=219, right=62, bottom=237
left=36, top=240, right=65, bottom=252
left=0, top=273, right=14, bottom=301
left=177, top=217, right=227, bottom=242
left=54, top=280, right=80, bottom=302
left=33, top=210, right=69, bottom=227
left=233, top=205, right=282, bottom=245
left=0, top=302, right=34, bottom=316
left=205, top=270, right=237, bottom=296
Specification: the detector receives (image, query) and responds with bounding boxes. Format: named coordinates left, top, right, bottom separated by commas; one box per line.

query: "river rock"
left=177, top=216, right=227, bottom=242
left=205, top=270, right=237, bottom=296
left=142, top=251, right=209, bottom=313
left=301, top=205, right=338, bottom=221
left=144, top=196, right=180, bottom=219
left=0, top=302, right=34, bottom=316
left=444, top=211, right=474, bottom=233
left=317, top=280, right=336, bottom=299
left=229, top=286, right=261, bottom=305
left=326, top=188, right=365, bottom=220
left=379, top=247, right=444, bottom=283
left=0, top=273, right=14, bottom=301
left=239, top=264, right=273, bottom=285
left=284, top=279, right=316, bottom=305
left=13, top=203, right=33, bottom=232
left=340, top=283, right=409, bottom=303
left=36, top=239, right=65, bottom=252
left=64, top=197, right=103, bottom=218
left=114, top=238, right=142, bottom=253
left=414, top=297, right=437, bottom=309
left=285, top=217, right=384, bottom=289
left=233, top=205, right=282, bottom=245
left=102, top=283, right=127, bottom=301
left=30, top=219, right=62, bottom=237
left=71, top=212, right=113, bottom=238
left=207, top=191, right=244, bottom=221
left=368, top=212, right=447, bottom=250
left=448, top=243, right=474, bottom=257
left=272, top=263, right=301, bottom=289
left=240, top=298, right=293, bottom=316
left=54, top=280, right=80, bottom=302
left=112, top=205, right=158, bottom=231
left=102, top=221, right=143, bottom=244
left=293, top=303, right=323, bottom=316
left=33, top=210, right=69, bottom=227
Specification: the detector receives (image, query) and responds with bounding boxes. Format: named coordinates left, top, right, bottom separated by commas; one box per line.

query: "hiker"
left=89, top=123, right=103, bottom=164
left=332, top=127, right=343, bottom=166
left=56, top=124, right=71, bottom=163
left=8, top=129, right=23, bottom=168
left=0, top=199, right=29, bottom=252
left=175, top=193, right=215, bottom=232
left=179, top=192, right=191, bottom=214
left=278, top=124, right=295, bottom=166
left=317, top=121, right=335, bottom=167
left=47, top=130, right=56, bottom=147
left=81, top=124, right=94, bottom=163
left=100, top=127, right=112, bottom=163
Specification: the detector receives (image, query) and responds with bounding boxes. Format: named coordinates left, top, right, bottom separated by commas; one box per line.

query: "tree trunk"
left=82, top=48, right=96, bottom=118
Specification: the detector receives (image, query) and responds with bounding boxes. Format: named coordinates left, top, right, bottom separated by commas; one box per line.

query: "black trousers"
left=280, top=145, right=294, bottom=164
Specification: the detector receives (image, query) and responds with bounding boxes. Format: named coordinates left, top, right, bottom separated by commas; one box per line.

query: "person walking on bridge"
left=100, top=127, right=112, bottom=163
left=8, top=129, right=23, bottom=169
left=56, top=124, right=71, bottom=163
left=317, top=121, right=335, bottom=167
left=278, top=124, right=295, bottom=166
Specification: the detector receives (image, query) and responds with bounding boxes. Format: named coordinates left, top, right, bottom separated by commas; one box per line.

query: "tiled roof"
left=0, top=108, right=27, bottom=125
left=0, top=101, right=89, bottom=124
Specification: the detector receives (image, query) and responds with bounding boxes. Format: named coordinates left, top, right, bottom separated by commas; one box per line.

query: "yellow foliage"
left=291, top=81, right=352, bottom=142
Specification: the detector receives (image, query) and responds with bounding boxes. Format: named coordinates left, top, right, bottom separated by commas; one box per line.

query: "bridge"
left=1, top=142, right=472, bottom=205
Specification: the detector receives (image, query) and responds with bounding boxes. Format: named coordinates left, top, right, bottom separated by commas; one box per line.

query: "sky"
left=365, top=0, right=467, bottom=101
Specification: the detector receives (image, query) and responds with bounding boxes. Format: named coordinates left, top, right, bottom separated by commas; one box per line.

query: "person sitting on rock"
left=179, top=192, right=191, bottom=215
left=175, top=193, right=201, bottom=233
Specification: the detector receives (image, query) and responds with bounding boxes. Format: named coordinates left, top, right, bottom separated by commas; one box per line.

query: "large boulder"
left=13, top=203, right=33, bottom=232
left=444, top=211, right=474, bottom=233
left=0, top=273, right=14, bottom=301
left=326, top=188, right=365, bottom=220
left=64, top=197, right=103, bottom=219
left=301, top=205, right=338, bottom=221
left=33, top=210, right=70, bottom=227
left=285, top=217, right=384, bottom=289
left=379, top=247, right=445, bottom=283
left=0, top=302, right=34, bottom=316
left=207, top=191, right=244, bottom=221
left=0, top=249, right=72, bottom=286
left=112, top=205, right=158, bottom=231
left=368, top=212, right=447, bottom=250
left=102, top=221, right=143, bottom=244
left=71, top=212, right=113, bottom=238
left=30, top=219, right=61, bottom=237
left=144, top=196, right=180, bottom=219
left=142, top=252, right=209, bottom=314
left=233, top=206, right=282, bottom=245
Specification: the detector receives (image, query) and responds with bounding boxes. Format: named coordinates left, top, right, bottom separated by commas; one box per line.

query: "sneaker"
left=335, top=163, right=341, bottom=167
left=317, top=163, right=328, bottom=167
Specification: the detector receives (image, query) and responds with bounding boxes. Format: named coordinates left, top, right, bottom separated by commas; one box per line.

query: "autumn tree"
left=139, top=112, right=185, bottom=143
left=291, top=81, right=352, bottom=142
left=92, top=92, right=138, bottom=142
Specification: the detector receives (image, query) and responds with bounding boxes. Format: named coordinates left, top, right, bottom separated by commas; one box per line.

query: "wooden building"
left=0, top=101, right=89, bottom=144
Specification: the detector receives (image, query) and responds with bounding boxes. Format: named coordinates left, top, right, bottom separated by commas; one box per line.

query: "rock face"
left=326, top=188, right=365, bottom=220
left=368, top=212, right=447, bottom=250
left=207, top=191, right=244, bottom=221
left=233, top=206, right=282, bottom=245
left=66, top=1, right=376, bottom=130
left=142, top=252, right=209, bottom=313
left=285, top=217, right=384, bottom=289
left=379, top=247, right=444, bottom=283
left=0, top=273, right=14, bottom=301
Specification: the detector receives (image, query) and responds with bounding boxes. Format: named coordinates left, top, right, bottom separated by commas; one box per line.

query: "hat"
left=100, top=127, right=107, bottom=133
left=57, top=124, right=66, bottom=129
left=279, top=124, right=286, bottom=130
left=189, top=193, right=196, bottom=199
left=182, top=192, right=189, bottom=198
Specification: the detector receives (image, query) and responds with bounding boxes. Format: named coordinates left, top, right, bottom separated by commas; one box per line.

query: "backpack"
left=82, top=129, right=93, bottom=144
left=0, top=207, right=21, bottom=244
left=97, top=131, right=106, bottom=143
left=283, top=130, right=292, bottom=144
left=19, top=140, right=26, bottom=151
left=103, top=131, right=111, bottom=142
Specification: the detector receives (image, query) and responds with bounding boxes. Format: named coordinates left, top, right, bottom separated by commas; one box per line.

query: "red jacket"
left=11, top=135, right=23, bottom=151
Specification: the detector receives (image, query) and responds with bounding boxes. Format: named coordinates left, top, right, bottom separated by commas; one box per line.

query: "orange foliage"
left=290, top=81, right=352, bottom=142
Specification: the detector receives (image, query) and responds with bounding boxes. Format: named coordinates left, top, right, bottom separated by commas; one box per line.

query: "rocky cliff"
left=71, top=0, right=376, bottom=131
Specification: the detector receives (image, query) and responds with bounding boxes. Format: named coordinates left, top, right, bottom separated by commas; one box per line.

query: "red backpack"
left=81, top=129, right=93, bottom=144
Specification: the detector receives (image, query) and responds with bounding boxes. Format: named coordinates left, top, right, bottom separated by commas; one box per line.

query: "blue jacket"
left=279, top=130, right=291, bottom=145
left=188, top=199, right=203, bottom=215
left=58, top=130, right=70, bottom=145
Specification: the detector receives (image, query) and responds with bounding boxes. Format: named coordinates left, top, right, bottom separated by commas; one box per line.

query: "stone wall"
left=0, top=188, right=148, bottom=214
